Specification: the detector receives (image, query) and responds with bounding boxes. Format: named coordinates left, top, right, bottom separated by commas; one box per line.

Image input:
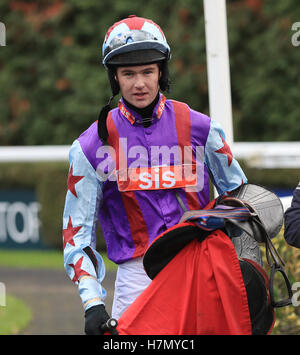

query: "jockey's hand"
left=84, top=304, right=110, bottom=335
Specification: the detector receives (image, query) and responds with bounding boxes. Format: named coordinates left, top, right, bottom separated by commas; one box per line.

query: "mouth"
left=133, top=93, right=147, bottom=99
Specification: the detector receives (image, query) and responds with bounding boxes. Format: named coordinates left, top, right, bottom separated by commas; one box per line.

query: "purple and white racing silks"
left=62, top=94, right=247, bottom=311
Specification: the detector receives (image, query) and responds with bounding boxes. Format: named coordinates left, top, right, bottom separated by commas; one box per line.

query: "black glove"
left=84, top=304, right=110, bottom=335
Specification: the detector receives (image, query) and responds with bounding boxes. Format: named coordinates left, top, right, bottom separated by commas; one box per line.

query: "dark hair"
left=158, top=59, right=171, bottom=93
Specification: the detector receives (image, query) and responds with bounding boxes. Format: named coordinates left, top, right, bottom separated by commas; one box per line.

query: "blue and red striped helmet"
left=102, top=15, right=171, bottom=68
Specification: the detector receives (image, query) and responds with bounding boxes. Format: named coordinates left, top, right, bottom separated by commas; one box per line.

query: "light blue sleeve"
left=204, top=119, right=247, bottom=195
left=63, top=139, right=106, bottom=311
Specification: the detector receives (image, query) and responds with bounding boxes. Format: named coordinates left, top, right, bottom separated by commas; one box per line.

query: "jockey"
left=62, top=15, right=248, bottom=335
left=284, top=181, right=300, bottom=247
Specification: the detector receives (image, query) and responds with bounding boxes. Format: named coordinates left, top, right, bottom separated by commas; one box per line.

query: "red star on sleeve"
left=63, top=216, right=82, bottom=249
left=69, top=256, right=90, bottom=283
left=68, top=163, right=84, bottom=198
left=215, top=134, right=233, bottom=166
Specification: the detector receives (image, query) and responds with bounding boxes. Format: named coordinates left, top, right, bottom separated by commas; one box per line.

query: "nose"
left=134, top=74, right=145, bottom=90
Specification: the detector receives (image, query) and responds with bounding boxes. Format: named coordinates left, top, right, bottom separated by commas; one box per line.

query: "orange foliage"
left=244, top=0, right=262, bottom=13
left=10, top=1, right=64, bottom=30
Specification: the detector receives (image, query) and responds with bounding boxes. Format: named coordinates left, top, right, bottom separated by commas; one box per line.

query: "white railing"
left=0, top=142, right=299, bottom=167
left=233, top=142, right=300, bottom=169
left=0, top=145, right=69, bottom=162
left=0, top=142, right=297, bottom=210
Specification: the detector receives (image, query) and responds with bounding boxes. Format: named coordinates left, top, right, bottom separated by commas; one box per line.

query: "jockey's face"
left=115, top=63, right=160, bottom=109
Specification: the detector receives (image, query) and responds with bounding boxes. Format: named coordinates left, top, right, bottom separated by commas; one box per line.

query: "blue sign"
left=0, top=189, right=45, bottom=249
left=271, top=188, right=294, bottom=198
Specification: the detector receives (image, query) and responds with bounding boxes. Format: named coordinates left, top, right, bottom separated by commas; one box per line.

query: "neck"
left=123, top=92, right=160, bottom=127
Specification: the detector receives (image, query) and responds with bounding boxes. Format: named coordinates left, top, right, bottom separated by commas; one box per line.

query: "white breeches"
left=111, top=257, right=152, bottom=319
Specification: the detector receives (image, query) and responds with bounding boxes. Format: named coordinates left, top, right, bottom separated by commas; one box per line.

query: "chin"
left=135, top=102, right=149, bottom=108
left=131, top=99, right=149, bottom=108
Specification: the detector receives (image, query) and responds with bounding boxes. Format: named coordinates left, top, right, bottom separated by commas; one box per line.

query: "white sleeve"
left=204, top=119, right=247, bottom=195
left=62, top=139, right=106, bottom=310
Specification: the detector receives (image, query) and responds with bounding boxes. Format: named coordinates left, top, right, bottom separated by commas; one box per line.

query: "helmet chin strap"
left=97, top=95, right=115, bottom=143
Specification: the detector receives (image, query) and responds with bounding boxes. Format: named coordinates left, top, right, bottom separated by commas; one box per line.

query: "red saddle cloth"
left=115, top=229, right=252, bottom=335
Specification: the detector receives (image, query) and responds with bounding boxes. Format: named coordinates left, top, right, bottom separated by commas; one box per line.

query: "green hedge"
left=1, top=0, right=300, bottom=145
left=0, top=161, right=298, bottom=250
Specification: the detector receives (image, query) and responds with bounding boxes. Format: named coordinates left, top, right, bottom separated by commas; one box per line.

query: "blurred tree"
left=228, top=0, right=300, bottom=141
left=0, top=0, right=299, bottom=145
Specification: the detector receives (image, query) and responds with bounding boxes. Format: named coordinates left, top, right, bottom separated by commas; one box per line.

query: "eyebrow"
left=119, top=66, right=156, bottom=74
left=119, top=68, right=135, bottom=74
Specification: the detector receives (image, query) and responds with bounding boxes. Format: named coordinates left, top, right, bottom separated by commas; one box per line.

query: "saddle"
left=143, top=183, right=293, bottom=308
